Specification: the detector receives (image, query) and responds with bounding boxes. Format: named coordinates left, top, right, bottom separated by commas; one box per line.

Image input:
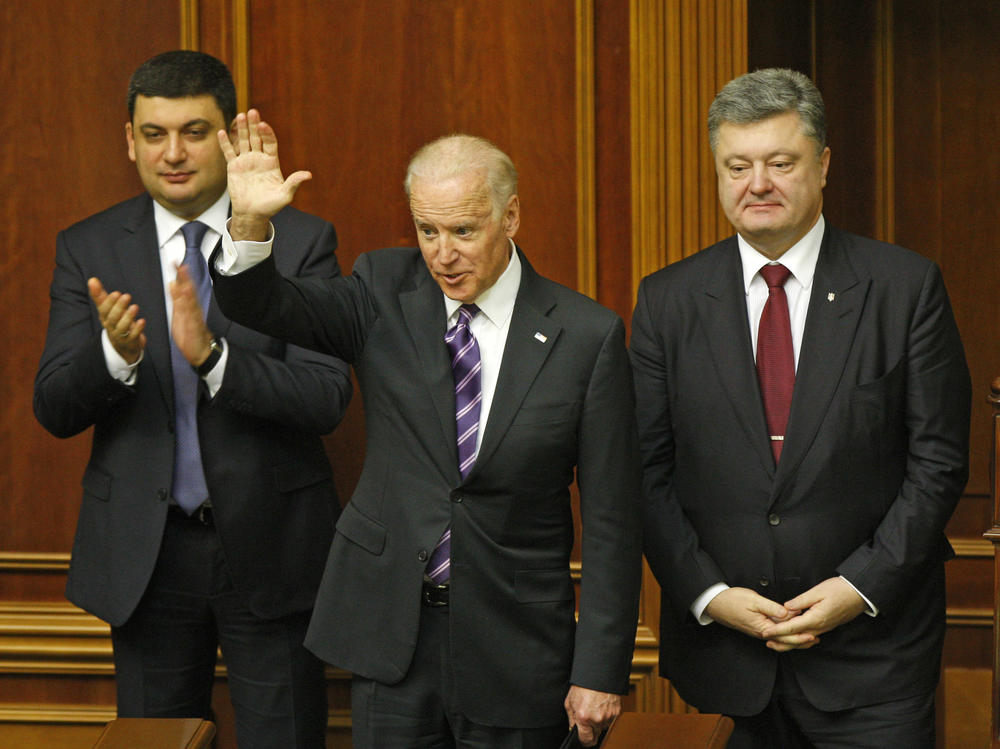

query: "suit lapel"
left=399, top=269, right=459, bottom=481
left=697, top=240, right=775, bottom=475
left=775, top=227, right=867, bottom=493
left=472, top=254, right=561, bottom=475
left=115, top=197, right=174, bottom=412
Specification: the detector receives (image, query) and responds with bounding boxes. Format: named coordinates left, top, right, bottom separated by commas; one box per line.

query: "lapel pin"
left=827, top=292, right=836, bottom=302
left=534, top=332, right=548, bottom=343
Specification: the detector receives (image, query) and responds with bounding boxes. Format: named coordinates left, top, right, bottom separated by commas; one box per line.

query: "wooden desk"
left=92, top=718, right=216, bottom=748
left=601, top=712, right=733, bottom=749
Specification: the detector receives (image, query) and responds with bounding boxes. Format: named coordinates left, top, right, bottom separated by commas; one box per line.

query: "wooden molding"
left=576, top=0, right=597, bottom=299
left=0, top=553, right=69, bottom=572
left=180, top=0, right=199, bottom=50
left=874, top=0, right=895, bottom=243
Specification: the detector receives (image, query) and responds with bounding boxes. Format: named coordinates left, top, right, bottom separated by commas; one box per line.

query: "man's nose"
left=749, top=165, right=772, bottom=194
left=163, top=134, right=185, bottom=163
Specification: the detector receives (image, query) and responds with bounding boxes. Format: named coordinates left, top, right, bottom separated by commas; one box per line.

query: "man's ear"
left=504, top=194, right=520, bottom=238
left=125, top=122, right=137, bottom=163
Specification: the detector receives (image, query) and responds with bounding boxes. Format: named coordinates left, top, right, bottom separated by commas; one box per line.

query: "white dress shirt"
left=104, top=192, right=231, bottom=396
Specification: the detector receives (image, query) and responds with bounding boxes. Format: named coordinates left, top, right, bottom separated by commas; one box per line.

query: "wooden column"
left=628, top=0, right=748, bottom=712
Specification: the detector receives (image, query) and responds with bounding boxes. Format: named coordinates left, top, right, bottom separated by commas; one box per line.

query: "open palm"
left=218, top=108, right=312, bottom=222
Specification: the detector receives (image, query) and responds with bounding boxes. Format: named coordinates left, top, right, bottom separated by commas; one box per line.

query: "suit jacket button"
left=453, top=496, right=463, bottom=503
left=417, top=549, right=428, bottom=562
left=759, top=577, right=770, bottom=588
left=768, top=513, right=781, bottom=526
left=156, top=489, right=167, bottom=501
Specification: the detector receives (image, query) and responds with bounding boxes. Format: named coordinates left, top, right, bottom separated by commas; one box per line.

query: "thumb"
left=285, top=170, right=313, bottom=196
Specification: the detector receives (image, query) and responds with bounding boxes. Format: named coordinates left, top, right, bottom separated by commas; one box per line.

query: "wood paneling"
left=3, top=0, right=998, bottom=746
left=0, top=0, right=177, bottom=568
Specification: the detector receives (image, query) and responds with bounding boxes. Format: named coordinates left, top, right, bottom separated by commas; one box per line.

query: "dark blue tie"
left=169, top=221, right=211, bottom=513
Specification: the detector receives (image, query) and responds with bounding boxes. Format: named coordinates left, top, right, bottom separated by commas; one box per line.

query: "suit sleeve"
left=836, top=261, right=970, bottom=613
left=570, top=316, right=643, bottom=694
left=34, top=230, right=135, bottom=438
left=213, top=246, right=378, bottom=365
left=629, top=278, right=727, bottom=618
left=209, top=218, right=352, bottom=434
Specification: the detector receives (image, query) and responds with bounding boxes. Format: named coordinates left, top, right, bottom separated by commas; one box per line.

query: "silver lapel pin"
left=827, top=292, right=836, bottom=302
left=534, top=332, right=548, bottom=343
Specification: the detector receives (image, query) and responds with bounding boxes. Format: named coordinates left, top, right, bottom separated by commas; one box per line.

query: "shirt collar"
left=444, top=238, right=521, bottom=327
left=738, top=214, right=824, bottom=294
left=152, top=191, right=231, bottom=249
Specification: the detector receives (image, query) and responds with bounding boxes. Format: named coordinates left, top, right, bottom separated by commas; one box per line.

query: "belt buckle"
left=422, top=580, right=449, bottom=607
left=195, top=505, right=212, bottom=525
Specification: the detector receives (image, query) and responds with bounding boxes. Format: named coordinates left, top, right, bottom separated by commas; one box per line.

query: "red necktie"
left=756, top=264, right=794, bottom=462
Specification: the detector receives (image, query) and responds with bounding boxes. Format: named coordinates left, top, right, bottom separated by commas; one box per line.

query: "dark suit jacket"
left=34, top=193, right=352, bottom=627
left=213, top=245, right=642, bottom=728
left=630, top=225, right=970, bottom=716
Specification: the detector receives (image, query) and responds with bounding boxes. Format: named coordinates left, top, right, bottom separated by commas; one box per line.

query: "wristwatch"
left=194, top=338, right=223, bottom=377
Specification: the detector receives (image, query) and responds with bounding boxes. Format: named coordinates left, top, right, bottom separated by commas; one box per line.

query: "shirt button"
left=768, top=514, right=781, bottom=526
left=417, top=549, right=428, bottom=563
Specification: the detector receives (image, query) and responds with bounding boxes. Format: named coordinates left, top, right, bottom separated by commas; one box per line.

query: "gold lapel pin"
left=827, top=292, right=836, bottom=302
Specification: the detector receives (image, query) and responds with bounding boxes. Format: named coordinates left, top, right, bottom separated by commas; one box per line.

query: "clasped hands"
left=88, top=266, right=214, bottom=368
left=704, top=576, right=866, bottom=652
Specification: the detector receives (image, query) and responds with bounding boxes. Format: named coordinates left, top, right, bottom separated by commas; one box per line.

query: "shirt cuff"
left=692, top=583, right=730, bottom=625
left=840, top=575, right=878, bottom=617
left=216, top=218, right=275, bottom=275
left=102, top=329, right=141, bottom=385
left=200, top=338, right=228, bottom=398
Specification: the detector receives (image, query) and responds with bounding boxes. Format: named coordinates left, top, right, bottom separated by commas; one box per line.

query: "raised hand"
left=88, top=277, right=146, bottom=364
left=217, top=109, right=312, bottom=241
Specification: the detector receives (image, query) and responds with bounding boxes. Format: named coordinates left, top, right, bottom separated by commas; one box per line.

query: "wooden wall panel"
left=0, top=0, right=181, bottom=737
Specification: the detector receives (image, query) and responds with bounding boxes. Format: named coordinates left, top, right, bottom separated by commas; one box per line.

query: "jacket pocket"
left=335, top=502, right=387, bottom=555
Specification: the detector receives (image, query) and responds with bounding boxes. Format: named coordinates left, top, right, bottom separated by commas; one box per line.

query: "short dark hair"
left=127, top=50, right=236, bottom=126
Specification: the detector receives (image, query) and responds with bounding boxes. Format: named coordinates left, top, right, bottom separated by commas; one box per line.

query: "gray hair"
left=404, top=134, right=518, bottom=216
left=708, top=68, right=826, bottom=154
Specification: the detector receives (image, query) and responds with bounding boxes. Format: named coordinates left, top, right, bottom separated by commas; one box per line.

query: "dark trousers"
left=351, top=604, right=568, bottom=749
left=111, top=508, right=327, bottom=749
left=726, top=661, right=936, bottom=749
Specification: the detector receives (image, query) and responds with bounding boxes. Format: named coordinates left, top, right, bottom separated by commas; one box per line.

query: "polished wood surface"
left=601, top=712, right=733, bottom=749
left=93, top=718, right=215, bottom=749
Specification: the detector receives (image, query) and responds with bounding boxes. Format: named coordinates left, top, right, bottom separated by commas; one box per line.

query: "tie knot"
left=180, top=221, right=209, bottom=252
left=457, top=304, right=480, bottom=324
left=759, top=263, right=791, bottom=289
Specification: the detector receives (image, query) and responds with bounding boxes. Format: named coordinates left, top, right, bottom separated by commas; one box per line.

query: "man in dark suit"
left=210, top=112, right=642, bottom=747
left=630, top=68, right=970, bottom=747
left=34, top=51, right=351, bottom=747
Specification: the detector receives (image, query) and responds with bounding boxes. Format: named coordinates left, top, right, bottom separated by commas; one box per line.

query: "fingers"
left=218, top=128, right=236, bottom=161
left=766, top=633, right=820, bottom=652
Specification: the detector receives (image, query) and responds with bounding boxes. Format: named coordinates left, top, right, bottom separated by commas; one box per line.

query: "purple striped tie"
left=426, top=304, right=481, bottom=583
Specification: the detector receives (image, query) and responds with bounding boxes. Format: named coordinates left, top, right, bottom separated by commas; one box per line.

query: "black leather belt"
left=167, top=503, right=214, bottom=526
left=422, top=578, right=449, bottom=607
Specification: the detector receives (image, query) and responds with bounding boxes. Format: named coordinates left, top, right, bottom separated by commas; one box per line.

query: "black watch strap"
left=194, top=338, right=223, bottom=377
